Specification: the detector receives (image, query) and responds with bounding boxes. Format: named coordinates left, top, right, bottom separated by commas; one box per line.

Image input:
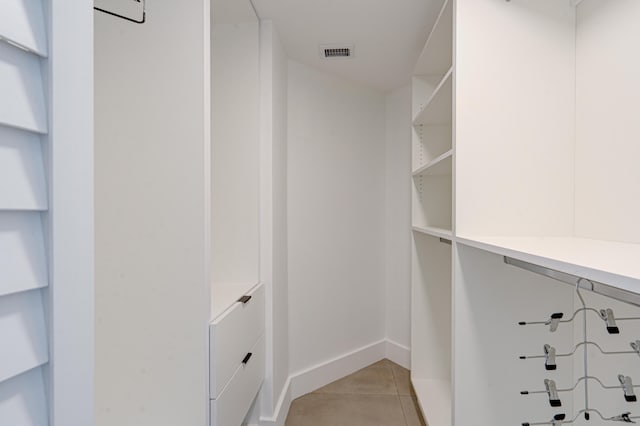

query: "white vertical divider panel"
left=0, top=0, right=47, bottom=56
left=0, top=213, right=48, bottom=297
left=0, top=127, right=48, bottom=211
left=44, top=0, right=93, bottom=425
left=0, top=290, right=48, bottom=383
left=0, top=42, right=47, bottom=134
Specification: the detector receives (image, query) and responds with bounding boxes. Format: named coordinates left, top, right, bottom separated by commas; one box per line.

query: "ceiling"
left=251, top=0, right=444, bottom=92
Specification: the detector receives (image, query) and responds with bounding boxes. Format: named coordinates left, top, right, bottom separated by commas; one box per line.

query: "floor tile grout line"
left=397, top=394, right=411, bottom=426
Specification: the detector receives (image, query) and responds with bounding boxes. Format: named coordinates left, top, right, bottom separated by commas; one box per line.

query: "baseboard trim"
left=259, top=339, right=410, bottom=425
left=289, top=339, right=387, bottom=400
left=259, top=377, right=292, bottom=426
left=385, top=339, right=411, bottom=369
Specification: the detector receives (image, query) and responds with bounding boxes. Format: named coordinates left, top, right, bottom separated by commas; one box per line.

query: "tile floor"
left=285, top=359, right=427, bottom=426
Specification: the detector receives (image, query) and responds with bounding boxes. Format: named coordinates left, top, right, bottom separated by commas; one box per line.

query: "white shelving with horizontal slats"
left=0, top=0, right=49, bottom=426
left=0, top=1, right=92, bottom=425
left=0, top=1, right=50, bottom=423
left=0, top=0, right=48, bottom=57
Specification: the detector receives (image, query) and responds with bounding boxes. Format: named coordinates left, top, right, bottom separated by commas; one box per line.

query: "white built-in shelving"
left=410, top=0, right=453, bottom=425
left=412, top=69, right=452, bottom=127
left=411, top=0, right=640, bottom=425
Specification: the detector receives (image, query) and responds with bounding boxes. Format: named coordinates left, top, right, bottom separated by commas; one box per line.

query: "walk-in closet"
left=2, top=0, right=640, bottom=425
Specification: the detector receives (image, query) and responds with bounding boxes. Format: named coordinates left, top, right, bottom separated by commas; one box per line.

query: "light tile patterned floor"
left=285, top=359, right=427, bottom=426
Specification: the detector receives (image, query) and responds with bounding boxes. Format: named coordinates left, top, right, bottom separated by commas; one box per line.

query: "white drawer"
left=211, top=334, right=265, bottom=426
left=210, top=283, right=264, bottom=398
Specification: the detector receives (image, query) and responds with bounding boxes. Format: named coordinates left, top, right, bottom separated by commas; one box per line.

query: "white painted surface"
left=412, top=69, right=452, bottom=126
left=252, top=0, right=443, bottom=91
left=575, top=0, right=640, bottom=244
left=94, top=1, right=208, bottom=424
left=259, top=20, right=290, bottom=421
left=0, top=212, right=47, bottom=297
left=287, top=60, right=386, bottom=373
left=385, top=340, right=411, bottom=370
left=414, top=0, right=451, bottom=76
left=0, top=42, right=46, bottom=134
left=412, top=379, right=451, bottom=426
left=0, top=290, right=48, bottom=383
left=211, top=18, right=260, bottom=293
left=289, top=340, right=387, bottom=400
left=0, top=127, right=47, bottom=211
left=411, top=234, right=451, bottom=383
left=210, top=334, right=265, bottom=426
left=0, top=368, right=48, bottom=426
left=455, top=0, right=575, bottom=237
left=210, top=284, right=264, bottom=398
left=385, top=86, right=412, bottom=350
left=456, top=235, right=640, bottom=296
left=0, top=0, right=47, bottom=56
left=212, top=0, right=257, bottom=24
left=454, top=245, right=575, bottom=425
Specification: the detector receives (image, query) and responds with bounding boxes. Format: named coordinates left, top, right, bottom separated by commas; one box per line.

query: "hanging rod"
left=503, top=257, right=640, bottom=308
left=94, top=0, right=146, bottom=24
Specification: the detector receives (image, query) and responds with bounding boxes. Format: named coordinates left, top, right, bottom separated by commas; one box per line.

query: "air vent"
left=319, top=44, right=354, bottom=59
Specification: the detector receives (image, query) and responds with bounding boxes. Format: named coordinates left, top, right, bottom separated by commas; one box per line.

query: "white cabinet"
left=210, top=283, right=265, bottom=398
left=211, top=334, right=265, bottom=426
left=209, top=1, right=265, bottom=424
left=411, top=0, right=640, bottom=425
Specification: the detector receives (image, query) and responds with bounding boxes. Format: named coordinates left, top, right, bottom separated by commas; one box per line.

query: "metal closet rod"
left=503, top=257, right=640, bottom=308
left=94, top=0, right=146, bottom=24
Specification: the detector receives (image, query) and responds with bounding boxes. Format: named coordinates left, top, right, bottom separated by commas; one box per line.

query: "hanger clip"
left=544, top=344, right=557, bottom=371
left=545, top=379, right=562, bottom=407
left=619, top=375, right=637, bottom=402
left=611, top=412, right=636, bottom=423
left=546, top=313, right=564, bottom=332
left=601, top=308, right=620, bottom=334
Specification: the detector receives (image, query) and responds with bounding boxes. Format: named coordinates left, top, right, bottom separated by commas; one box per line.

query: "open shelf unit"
left=412, top=225, right=452, bottom=240
left=410, top=0, right=453, bottom=424
left=410, top=1, right=640, bottom=425
left=412, top=149, right=452, bottom=177
left=412, top=70, right=453, bottom=127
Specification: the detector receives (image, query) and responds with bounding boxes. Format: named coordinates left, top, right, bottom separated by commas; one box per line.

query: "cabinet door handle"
left=242, top=352, right=253, bottom=365
left=238, top=295, right=252, bottom=304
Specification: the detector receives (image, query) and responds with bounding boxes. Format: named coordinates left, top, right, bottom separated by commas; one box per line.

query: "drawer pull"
left=242, top=352, right=253, bottom=365
left=238, top=295, right=252, bottom=304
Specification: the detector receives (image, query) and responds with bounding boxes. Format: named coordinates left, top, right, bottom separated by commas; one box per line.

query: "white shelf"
left=211, top=281, right=260, bottom=321
left=413, top=149, right=452, bottom=177
left=412, top=378, right=451, bottom=426
left=456, top=235, right=640, bottom=296
left=412, top=69, right=453, bottom=127
left=412, top=225, right=452, bottom=240
left=414, top=0, right=452, bottom=76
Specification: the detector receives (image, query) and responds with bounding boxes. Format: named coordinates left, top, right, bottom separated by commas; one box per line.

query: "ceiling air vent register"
left=319, top=44, right=355, bottom=59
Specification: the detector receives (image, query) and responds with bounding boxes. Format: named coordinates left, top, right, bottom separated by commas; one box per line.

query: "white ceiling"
left=251, top=0, right=444, bottom=92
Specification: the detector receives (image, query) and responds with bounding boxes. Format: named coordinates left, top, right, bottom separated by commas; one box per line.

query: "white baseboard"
left=259, top=377, right=292, bottom=426
left=385, top=339, right=411, bottom=369
left=289, top=339, right=387, bottom=400
left=259, top=338, right=410, bottom=425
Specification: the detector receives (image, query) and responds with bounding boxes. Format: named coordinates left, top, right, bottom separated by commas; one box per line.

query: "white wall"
left=287, top=61, right=387, bottom=373
left=94, top=2, right=208, bottom=425
left=384, top=86, right=412, bottom=350
left=575, top=0, right=640, bottom=244
left=260, top=20, right=290, bottom=420
left=211, top=19, right=260, bottom=291
left=455, top=0, right=576, bottom=238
